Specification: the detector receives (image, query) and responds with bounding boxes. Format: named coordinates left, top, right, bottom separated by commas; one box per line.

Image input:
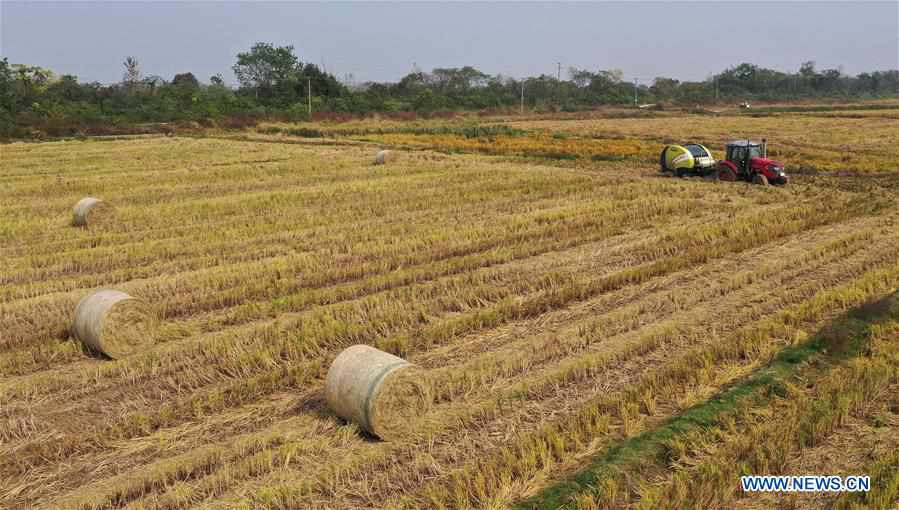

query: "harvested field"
left=253, top=106, right=899, bottom=174
left=2, top=115, right=898, bottom=510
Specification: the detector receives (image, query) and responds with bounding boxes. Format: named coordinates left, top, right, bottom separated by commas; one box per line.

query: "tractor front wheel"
left=752, top=174, right=770, bottom=186
left=717, top=166, right=737, bottom=182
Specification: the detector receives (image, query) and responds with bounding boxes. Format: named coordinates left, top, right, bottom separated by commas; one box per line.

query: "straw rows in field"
left=350, top=132, right=656, bottom=164
left=543, top=296, right=899, bottom=510
left=1, top=137, right=898, bottom=510
left=505, top=114, right=899, bottom=174
left=47, top=212, right=898, bottom=510
left=294, top=113, right=899, bottom=174
left=242, top=110, right=899, bottom=174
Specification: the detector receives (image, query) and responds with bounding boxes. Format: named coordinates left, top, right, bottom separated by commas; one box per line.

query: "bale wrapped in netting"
left=71, top=197, right=113, bottom=227
left=325, top=344, right=431, bottom=440
left=373, top=150, right=398, bottom=165
left=71, top=289, right=158, bottom=359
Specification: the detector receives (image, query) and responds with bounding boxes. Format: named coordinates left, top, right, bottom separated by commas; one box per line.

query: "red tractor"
left=716, top=139, right=788, bottom=185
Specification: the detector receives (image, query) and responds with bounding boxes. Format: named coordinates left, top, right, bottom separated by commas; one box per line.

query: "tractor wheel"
left=716, top=166, right=737, bottom=182
left=752, top=174, right=769, bottom=186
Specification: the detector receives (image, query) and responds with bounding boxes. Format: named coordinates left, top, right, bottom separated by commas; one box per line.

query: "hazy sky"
left=2, top=1, right=897, bottom=85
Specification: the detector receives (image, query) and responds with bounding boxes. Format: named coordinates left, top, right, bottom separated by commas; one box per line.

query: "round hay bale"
left=325, top=344, right=431, bottom=440
left=72, top=289, right=157, bottom=359
left=373, top=150, right=398, bottom=165
left=71, top=197, right=112, bottom=227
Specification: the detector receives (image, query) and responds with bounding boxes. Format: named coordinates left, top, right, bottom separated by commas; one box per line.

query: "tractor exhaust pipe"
left=762, top=138, right=767, bottom=158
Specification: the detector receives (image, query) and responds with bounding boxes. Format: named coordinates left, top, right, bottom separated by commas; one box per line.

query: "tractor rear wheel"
left=752, top=174, right=769, bottom=186
left=716, top=166, right=737, bottom=182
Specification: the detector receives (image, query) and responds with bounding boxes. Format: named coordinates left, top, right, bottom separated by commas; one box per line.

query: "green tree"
left=10, top=64, right=54, bottom=108
left=799, top=61, right=817, bottom=78
left=172, top=72, right=199, bottom=89
left=0, top=58, right=18, bottom=113
left=122, top=56, right=141, bottom=92
left=395, top=71, right=428, bottom=97
left=412, top=88, right=437, bottom=113
left=650, top=77, right=679, bottom=99
left=46, top=74, right=84, bottom=102
left=569, top=68, right=594, bottom=88
left=232, top=42, right=300, bottom=103
left=296, top=63, right=346, bottom=100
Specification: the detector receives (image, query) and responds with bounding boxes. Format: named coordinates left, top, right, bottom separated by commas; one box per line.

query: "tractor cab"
left=719, top=139, right=789, bottom=185
left=725, top=141, right=763, bottom=173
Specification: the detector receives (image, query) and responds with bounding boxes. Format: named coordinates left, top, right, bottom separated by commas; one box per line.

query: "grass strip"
left=516, top=291, right=899, bottom=510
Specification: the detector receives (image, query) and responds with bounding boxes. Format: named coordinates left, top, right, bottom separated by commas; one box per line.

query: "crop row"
left=400, top=259, right=899, bottom=510
left=4, top=190, right=876, bottom=510
left=43, top=218, right=891, bottom=510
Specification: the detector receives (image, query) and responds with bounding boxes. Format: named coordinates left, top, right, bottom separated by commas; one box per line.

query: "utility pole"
left=714, top=76, right=719, bottom=102
left=633, top=77, right=638, bottom=107
left=557, top=62, right=562, bottom=81
left=520, top=80, right=525, bottom=115
left=307, top=77, right=312, bottom=117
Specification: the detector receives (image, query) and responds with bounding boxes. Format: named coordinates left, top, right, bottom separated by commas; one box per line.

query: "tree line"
left=2, top=42, right=898, bottom=137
